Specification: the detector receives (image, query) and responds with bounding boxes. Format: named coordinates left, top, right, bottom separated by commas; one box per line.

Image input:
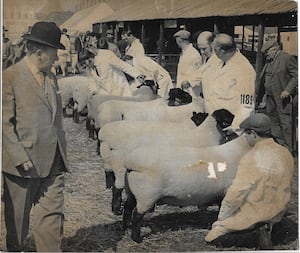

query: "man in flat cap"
left=256, top=38, right=298, bottom=153
left=173, top=29, right=202, bottom=98
left=205, top=113, right=294, bottom=249
left=2, top=21, right=69, bottom=251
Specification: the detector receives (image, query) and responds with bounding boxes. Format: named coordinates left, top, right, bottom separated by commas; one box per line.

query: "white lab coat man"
left=203, top=34, right=256, bottom=131
left=174, top=30, right=202, bottom=98
left=92, top=49, right=141, bottom=96
left=126, top=55, right=174, bottom=98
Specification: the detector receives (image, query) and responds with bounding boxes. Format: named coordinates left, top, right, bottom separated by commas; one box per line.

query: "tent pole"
left=158, top=21, right=164, bottom=64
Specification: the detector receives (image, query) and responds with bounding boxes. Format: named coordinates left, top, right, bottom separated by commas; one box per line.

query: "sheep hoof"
left=132, top=232, right=143, bottom=243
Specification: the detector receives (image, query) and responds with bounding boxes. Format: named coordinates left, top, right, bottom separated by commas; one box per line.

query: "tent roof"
left=61, top=2, right=114, bottom=33
left=98, top=0, right=297, bottom=23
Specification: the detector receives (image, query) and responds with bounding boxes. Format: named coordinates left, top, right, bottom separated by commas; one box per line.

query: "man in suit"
left=256, top=39, right=298, bottom=152
left=2, top=21, right=69, bottom=252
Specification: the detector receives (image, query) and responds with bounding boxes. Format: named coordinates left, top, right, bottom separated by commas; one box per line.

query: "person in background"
left=105, top=29, right=121, bottom=58
left=124, top=30, right=145, bottom=58
left=173, top=29, right=202, bottom=98
left=12, top=33, right=27, bottom=65
left=203, top=33, right=256, bottom=133
left=256, top=39, right=298, bottom=153
left=2, top=21, right=69, bottom=252
left=188, top=31, right=221, bottom=98
left=54, top=28, right=71, bottom=76
left=124, top=54, right=174, bottom=98
left=3, top=26, right=15, bottom=69
left=90, top=37, right=143, bottom=96
left=74, top=31, right=86, bottom=73
left=205, top=113, right=294, bottom=250
left=117, top=30, right=129, bottom=58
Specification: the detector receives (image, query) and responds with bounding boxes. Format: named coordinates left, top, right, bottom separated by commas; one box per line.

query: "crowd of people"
left=2, top=21, right=297, bottom=251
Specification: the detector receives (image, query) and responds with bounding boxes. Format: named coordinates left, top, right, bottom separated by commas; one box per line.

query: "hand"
left=181, top=81, right=191, bottom=90
left=136, top=75, right=146, bottom=84
left=280, top=90, right=290, bottom=99
left=22, top=160, right=34, bottom=171
left=222, top=125, right=234, bottom=134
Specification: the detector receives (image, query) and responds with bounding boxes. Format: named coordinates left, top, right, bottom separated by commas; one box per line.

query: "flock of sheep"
left=58, top=74, right=294, bottom=246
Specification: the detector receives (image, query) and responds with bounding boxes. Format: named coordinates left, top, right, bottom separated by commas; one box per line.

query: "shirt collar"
left=25, top=56, right=41, bottom=76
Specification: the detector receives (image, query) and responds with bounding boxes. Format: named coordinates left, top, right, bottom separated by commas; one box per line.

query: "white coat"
left=93, top=49, right=141, bottom=96
left=176, top=43, right=202, bottom=98
left=202, top=50, right=256, bottom=130
left=132, top=56, right=174, bottom=98
left=125, top=39, right=145, bottom=58
left=205, top=138, right=294, bottom=242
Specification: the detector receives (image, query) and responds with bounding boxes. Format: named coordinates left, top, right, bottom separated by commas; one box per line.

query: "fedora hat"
left=22, top=21, right=65, bottom=50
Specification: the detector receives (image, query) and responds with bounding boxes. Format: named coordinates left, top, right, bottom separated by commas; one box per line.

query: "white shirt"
left=202, top=49, right=256, bottom=130
left=125, top=39, right=145, bottom=58
left=93, top=49, right=141, bottom=96
left=176, top=43, right=202, bottom=98
left=132, top=56, right=174, bottom=98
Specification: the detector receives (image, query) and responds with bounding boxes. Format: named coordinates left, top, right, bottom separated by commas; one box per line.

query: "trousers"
left=3, top=147, right=65, bottom=252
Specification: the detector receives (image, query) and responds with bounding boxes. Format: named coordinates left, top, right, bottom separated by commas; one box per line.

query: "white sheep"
left=95, top=96, right=205, bottom=129
left=122, top=134, right=253, bottom=242
left=99, top=113, right=221, bottom=215
left=58, top=75, right=92, bottom=122
left=86, top=85, right=159, bottom=139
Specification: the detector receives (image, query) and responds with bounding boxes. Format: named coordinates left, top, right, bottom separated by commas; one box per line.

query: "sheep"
left=99, top=111, right=227, bottom=215
left=95, top=96, right=205, bottom=129
left=86, top=84, right=160, bottom=139
left=122, top=134, right=253, bottom=242
left=58, top=75, right=92, bottom=122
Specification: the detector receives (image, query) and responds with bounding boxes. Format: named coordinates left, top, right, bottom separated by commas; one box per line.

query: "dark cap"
left=239, top=113, right=271, bottom=134
left=261, top=39, right=279, bottom=53
left=22, top=22, right=65, bottom=50
left=173, top=30, right=190, bottom=40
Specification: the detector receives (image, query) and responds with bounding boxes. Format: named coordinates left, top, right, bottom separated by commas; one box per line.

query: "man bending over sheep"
left=205, top=113, right=294, bottom=249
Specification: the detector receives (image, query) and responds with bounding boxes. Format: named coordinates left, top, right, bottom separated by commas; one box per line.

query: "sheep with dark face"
left=86, top=84, right=159, bottom=139
left=99, top=110, right=233, bottom=215
left=96, top=96, right=205, bottom=129
left=58, top=75, right=92, bottom=122
left=122, top=135, right=252, bottom=243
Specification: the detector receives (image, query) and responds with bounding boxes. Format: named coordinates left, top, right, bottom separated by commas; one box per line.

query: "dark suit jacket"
left=2, top=59, right=69, bottom=178
left=256, top=51, right=298, bottom=113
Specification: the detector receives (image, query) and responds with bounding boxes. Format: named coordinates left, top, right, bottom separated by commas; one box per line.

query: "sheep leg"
left=63, top=108, right=67, bottom=118
left=88, top=120, right=95, bottom=139
left=123, top=189, right=136, bottom=230
left=86, top=117, right=91, bottom=130
left=96, top=139, right=100, bottom=155
left=112, top=186, right=123, bottom=215
left=131, top=208, right=144, bottom=243
left=94, top=127, right=100, bottom=141
left=258, top=223, right=273, bottom=250
left=73, top=109, right=80, bottom=123
left=105, top=171, right=115, bottom=189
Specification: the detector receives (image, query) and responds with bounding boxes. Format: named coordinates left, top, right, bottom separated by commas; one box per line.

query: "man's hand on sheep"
left=181, top=80, right=191, bottom=90
left=136, top=74, right=146, bottom=84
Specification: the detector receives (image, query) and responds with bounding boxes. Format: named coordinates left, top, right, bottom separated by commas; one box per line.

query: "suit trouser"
left=266, top=95, right=293, bottom=151
left=3, top=150, right=65, bottom=252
